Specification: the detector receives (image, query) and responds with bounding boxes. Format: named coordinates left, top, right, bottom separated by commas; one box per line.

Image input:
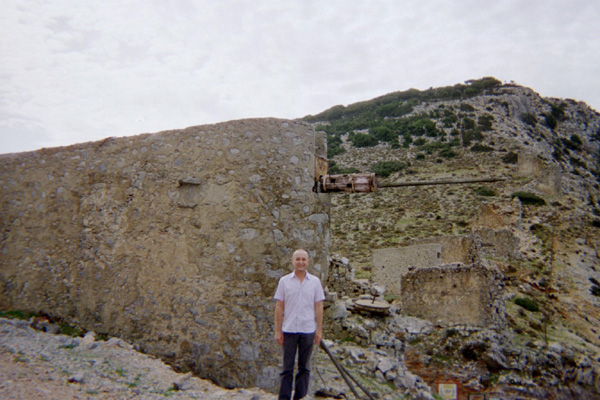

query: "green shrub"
left=478, top=114, right=494, bottom=131
left=439, top=148, right=457, bottom=158
left=459, top=103, right=475, bottom=112
left=502, top=151, right=518, bottom=164
left=461, top=117, right=476, bottom=130
left=521, top=113, right=538, bottom=127
left=550, top=103, right=567, bottom=121
left=571, top=134, right=583, bottom=147
left=442, top=112, right=458, bottom=127
left=512, top=191, right=546, bottom=206
left=327, top=144, right=345, bottom=158
left=327, top=134, right=345, bottom=158
left=461, top=129, right=483, bottom=146
left=470, top=143, right=494, bottom=152
left=371, top=126, right=397, bottom=142
left=562, top=134, right=583, bottom=151
left=445, top=328, right=458, bottom=338
left=407, top=117, right=440, bottom=137
left=475, top=186, right=496, bottom=196
left=413, top=137, right=427, bottom=146
left=350, top=132, right=379, bottom=148
left=372, top=160, right=406, bottom=178
left=514, top=296, right=540, bottom=312
left=329, top=160, right=360, bottom=175
left=461, top=342, right=488, bottom=361
left=545, top=113, right=557, bottom=130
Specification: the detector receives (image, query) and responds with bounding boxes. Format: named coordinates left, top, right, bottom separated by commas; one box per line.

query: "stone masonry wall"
left=0, top=118, right=330, bottom=391
left=326, top=257, right=368, bottom=298
left=401, top=263, right=505, bottom=328
left=472, top=200, right=522, bottom=259
left=372, top=235, right=480, bottom=296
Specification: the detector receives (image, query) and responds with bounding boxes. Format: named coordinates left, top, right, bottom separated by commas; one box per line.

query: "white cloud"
left=1, top=0, right=599, bottom=154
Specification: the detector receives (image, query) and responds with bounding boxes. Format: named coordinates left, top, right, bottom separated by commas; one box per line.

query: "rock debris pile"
left=0, top=318, right=274, bottom=400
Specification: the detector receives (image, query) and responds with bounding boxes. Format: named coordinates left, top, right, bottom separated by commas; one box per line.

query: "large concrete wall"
left=0, top=118, right=330, bottom=390
left=372, top=243, right=441, bottom=296
left=401, top=263, right=505, bottom=328
left=372, top=235, right=480, bottom=296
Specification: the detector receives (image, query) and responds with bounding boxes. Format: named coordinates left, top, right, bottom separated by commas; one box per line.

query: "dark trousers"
left=279, top=332, right=315, bottom=400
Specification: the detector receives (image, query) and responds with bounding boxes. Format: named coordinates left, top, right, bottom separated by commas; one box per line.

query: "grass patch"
left=384, top=295, right=399, bottom=303
left=163, top=385, right=180, bottom=396
left=127, top=375, right=142, bottom=388
left=58, top=322, right=83, bottom=337
left=0, top=310, right=36, bottom=320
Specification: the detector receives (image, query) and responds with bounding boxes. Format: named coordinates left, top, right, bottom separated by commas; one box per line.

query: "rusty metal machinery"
left=315, top=173, right=504, bottom=193
left=318, top=173, right=378, bottom=193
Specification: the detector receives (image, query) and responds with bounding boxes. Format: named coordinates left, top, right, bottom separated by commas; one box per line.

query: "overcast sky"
left=1, top=0, right=599, bottom=154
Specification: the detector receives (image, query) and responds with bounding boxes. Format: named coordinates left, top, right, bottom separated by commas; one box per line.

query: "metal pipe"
left=319, top=341, right=362, bottom=399
left=320, top=341, right=377, bottom=400
left=379, top=177, right=504, bottom=188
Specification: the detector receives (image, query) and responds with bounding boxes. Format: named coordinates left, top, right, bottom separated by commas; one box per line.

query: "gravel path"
left=0, top=318, right=276, bottom=400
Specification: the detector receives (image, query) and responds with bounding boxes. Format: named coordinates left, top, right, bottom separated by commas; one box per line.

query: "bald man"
left=274, top=249, right=325, bottom=400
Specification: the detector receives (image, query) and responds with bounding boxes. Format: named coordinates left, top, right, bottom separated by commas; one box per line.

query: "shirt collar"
left=292, top=271, right=311, bottom=280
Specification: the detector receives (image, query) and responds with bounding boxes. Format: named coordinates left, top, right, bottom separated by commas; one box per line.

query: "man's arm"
left=275, top=300, right=284, bottom=346
left=314, top=300, right=323, bottom=345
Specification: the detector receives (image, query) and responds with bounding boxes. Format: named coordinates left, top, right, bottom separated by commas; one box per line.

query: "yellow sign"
left=438, top=383, right=457, bottom=400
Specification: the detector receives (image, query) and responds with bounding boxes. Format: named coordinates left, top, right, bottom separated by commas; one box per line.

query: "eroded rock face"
left=0, top=118, right=330, bottom=390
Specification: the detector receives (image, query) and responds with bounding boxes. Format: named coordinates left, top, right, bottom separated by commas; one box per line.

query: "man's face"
left=292, top=250, right=309, bottom=273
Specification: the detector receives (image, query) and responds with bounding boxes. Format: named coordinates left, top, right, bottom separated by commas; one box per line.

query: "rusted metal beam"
left=379, top=177, right=505, bottom=188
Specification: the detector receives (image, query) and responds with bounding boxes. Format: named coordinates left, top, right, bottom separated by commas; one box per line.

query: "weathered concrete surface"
left=0, top=118, right=330, bottom=391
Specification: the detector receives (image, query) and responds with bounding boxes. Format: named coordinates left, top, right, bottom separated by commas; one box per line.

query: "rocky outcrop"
left=0, top=118, right=330, bottom=390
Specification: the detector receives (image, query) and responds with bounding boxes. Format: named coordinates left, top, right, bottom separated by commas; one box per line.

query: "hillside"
left=302, top=78, right=600, bottom=398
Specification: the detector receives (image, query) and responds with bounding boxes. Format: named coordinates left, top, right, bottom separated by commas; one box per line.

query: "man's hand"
left=314, top=329, right=322, bottom=345
left=314, top=300, right=323, bottom=345
left=275, top=330, right=284, bottom=346
left=274, top=300, right=284, bottom=346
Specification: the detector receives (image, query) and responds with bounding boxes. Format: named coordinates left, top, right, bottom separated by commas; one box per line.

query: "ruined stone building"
left=370, top=204, right=519, bottom=329
left=0, top=118, right=330, bottom=390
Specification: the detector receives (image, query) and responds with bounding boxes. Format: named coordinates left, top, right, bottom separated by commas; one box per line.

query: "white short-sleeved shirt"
left=274, top=271, right=326, bottom=334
